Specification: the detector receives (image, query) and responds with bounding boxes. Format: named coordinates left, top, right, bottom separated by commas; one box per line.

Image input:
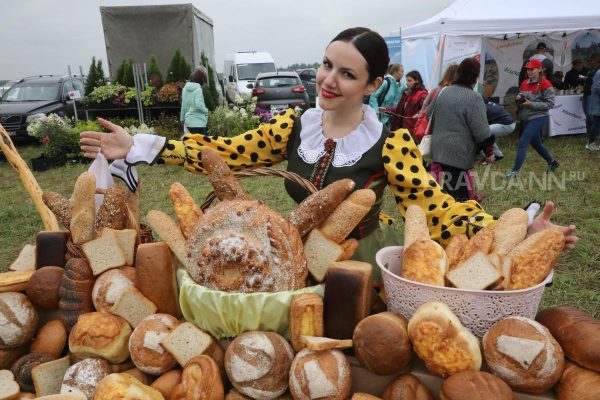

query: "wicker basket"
left=376, top=246, right=553, bottom=338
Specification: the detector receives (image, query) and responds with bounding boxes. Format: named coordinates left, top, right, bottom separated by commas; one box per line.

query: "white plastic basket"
left=376, top=246, right=553, bottom=338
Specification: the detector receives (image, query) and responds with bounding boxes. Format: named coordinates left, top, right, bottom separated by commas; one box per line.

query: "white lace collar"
left=298, top=105, right=383, bottom=167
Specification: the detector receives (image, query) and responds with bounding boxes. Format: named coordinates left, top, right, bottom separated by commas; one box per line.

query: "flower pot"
left=31, top=154, right=67, bottom=171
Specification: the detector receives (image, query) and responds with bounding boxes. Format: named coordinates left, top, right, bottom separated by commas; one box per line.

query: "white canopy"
left=403, top=0, right=600, bottom=39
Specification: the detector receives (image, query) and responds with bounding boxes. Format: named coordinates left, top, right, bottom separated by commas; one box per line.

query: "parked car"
left=297, top=68, right=317, bottom=106
left=224, top=52, right=276, bottom=103
left=0, top=75, right=85, bottom=140
left=0, top=80, right=18, bottom=97
left=251, top=71, right=309, bottom=112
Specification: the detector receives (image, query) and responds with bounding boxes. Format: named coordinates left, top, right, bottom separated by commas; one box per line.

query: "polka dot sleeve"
left=157, top=109, right=297, bottom=174
left=383, top=129, right=496, bottom=246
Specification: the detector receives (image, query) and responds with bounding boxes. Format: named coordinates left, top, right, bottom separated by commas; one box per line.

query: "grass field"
left=1, top=133, right=598, bottom=317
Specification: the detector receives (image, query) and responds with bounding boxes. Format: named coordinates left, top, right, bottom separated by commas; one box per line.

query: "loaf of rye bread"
left=93, top=185, right=128, bottom=235
left=58, top=258, right=95, bottom=330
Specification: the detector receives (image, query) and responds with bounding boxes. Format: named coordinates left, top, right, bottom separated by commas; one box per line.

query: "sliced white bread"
left=303, top=228, right=345, bottom=282
left=102, top=228, right=137, bottom=266
left=300, top=335, right=353, bottom=351
left=9, top=244, right=36, bottom=271
left=31, top=356, right=71, bottom=397
left=82, top=229, right=127, bottom=275
left=110, top=286, right=157, bottom=328
left=488, top=252, right=513, bottom=290
left=0, top=370, right=20, bottom=400
left=446, top=251, right=502, bottom=290
left=160, top=322, right=214, bottom=367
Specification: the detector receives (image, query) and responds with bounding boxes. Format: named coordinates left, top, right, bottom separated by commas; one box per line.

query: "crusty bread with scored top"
left=492, top=208, right=529, bottom=255
left=446, top=251, right=503, bottom=290
left=110, top=286, right=157, bottom=328
left=303, top=228, right=345, bottom=282
left=31, top=356, right=71, bottom=397
left=82, top=229, right=127, bottom=276
left=146, top=210, right=189, bottom=269
left=0, top=369, right=20, bottom=400
left=403, top=205, right=430, bottom=251
left=102, top=228, right=137, bottom=266
left=9, top=244, right=36, bottom=271
left=70, top=172, right=96, bottom=245
left=160, top=322, right=214, bottom=368
left=170, top=182, right=203, bottom=239
left=318, top=189, right=376, bottom=243
left=300, top=336, right=352, bottom=350
left=401, top=238, right=447, bottom=286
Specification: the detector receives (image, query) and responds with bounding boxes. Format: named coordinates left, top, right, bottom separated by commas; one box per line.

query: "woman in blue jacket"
left=180, top=67, right=209, bottom=134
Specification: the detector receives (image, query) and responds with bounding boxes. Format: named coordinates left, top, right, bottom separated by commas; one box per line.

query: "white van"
left=223, top=52, right=276, bottom=103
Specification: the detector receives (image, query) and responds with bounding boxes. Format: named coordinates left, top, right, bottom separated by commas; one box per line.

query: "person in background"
left=529, top=42, right=554, bottom=78
left=506, top=58, right=559, bottom=178
left=369, top=63, right=403, bottom=128
left=584, top=53, right=600, bottom=151
left=563, top=58, right=590, bottom=90
left=180, top=67, right=209, bottom=134
left=551, top=71, right=565, bottom=91
left=480, top=97, right=516, bottom=163
left=389, top=70, right=428, bottom=134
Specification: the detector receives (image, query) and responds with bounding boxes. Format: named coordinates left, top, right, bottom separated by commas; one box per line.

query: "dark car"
left=0, top=75, right=85, bottom=140
left=251, top=71, right=309, bottom=112
left=297, top=68, right=317, bottom=106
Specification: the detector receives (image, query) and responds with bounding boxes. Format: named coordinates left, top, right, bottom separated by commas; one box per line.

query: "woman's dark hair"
left=454, top=57, right=480, bottom=86
left=330, top=27, right=389, bottom=82
left=190, top=67, right=207, bottom=85
left=406, top=70, right=423, bottom=84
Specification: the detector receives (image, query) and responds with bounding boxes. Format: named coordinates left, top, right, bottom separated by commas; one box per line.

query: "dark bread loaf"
left=35, top=231, right=69, bottom=268
left=536, top=306, right=600, bottom=372
left=26, top=266, right=64, bottom=310
left=11, top=353, right=54, bottom=392
left=59, top=258, right=95, bottom=331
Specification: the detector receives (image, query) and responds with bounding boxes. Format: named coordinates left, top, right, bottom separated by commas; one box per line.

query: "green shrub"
left=166, top=49, right=192, bottom=83
left=151, top=112, right=181, bottom=140
left=207, top=98, right=260, bottom=137
left=84, top=83, right=127, bottom=105
left=148, top=55, right=163, bottom=88
left=200, top=52, right=220, bottom=111
left=116, top=59, right=135, bottom=87
left=85, top=57, right=107, bottom=95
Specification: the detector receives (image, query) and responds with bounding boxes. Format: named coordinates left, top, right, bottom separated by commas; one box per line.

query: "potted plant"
left=27, top=114, right=81, bottom=171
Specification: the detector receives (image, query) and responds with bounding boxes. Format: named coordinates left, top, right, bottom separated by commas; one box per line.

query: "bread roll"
left=403, top=205, right=430, bottom=251
left=93, top=373, right=165, bottom=400
left=150, top=369, right=182, bottom=398
left=401, top=238, right=447, bottom=286
left=555, top=361, right=600, bottom=400
left=382, top=374, right=433, bottom=400
left=407, top=301, right=481, bottom=377
left=289, top=348, right=351, bottom=400
left=70, top=172, right=96, bottom=245
left=353, top=311, right=412, bottom=375
left=169, top=182, right=203, bottom=239
left=91, top=267, right=136, bottom=312
left=35, top=231, right=69, bottom=268
left=0, top=292, right=38, bottom=349
left=170, top=355, right=224, bottom=400
left=439, top=371, right=514, bottom=400
left=129, top=313, right=180, bottom=375
left=482, top=316, right=564, bottom=393
left=536, top=306, right=600, bottom=372
left=30, top=320, right=67, bottom=358
left=491, top=208, right=528, bottom=255
left=225, top=331, right=294, bottom=400
left=318, top=189, right=376, bottom=243
left=68, top=312, right=132, bottom=364
left=11, top=353, right=54, bottom=393
left=60, top=358, right=110, bottom=399
left=289, top=293, right=323, bottom=352
left=26, top=266, right=64, bottom=309
left=94, top=184, right=128, bottom=234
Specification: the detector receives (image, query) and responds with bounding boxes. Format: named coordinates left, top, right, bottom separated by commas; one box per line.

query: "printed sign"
left=384, top=35, right=402, bottom=64
left=68, top=90, right=81, bottom=100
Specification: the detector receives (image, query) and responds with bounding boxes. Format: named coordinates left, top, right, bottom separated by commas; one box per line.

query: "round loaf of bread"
left=26, top=266, right=64, bottom=309
left=30, top=319, right=67, bottom=358
left=170, top=355, right=224, bottom=400
left=92, top=267, right=136, bottom=312
left=555, top=361, right=600, bottom=400
left=11, top=352, right=53, bottom=392
left=353, top=311, right=411, bottom=375
left=289, top=348, right=351, bottom=400
left=0, top=292, right=38, bottom=349
left=94, top=372, right=165, bottom=400
left=483, top=316, right=564, bottom=393
left=225, top=331, right=294, bottom=399
left=382, top=374, right=433, bottom=400
left=440, top=371, right=514, bottom=400
left=150, top=369, right=182, bottom=398
left=68, top=312, right=132, bottom=364
left=60, top=358, right=110, bottom=399
left=129, top=313, right=180, bottom=375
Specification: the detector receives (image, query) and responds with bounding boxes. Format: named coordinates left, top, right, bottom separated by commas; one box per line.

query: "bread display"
left=30, top=320, right=67, bottom=358
left=439, top=370, right=514, bottom=400
left=289, top=348, right=351, bottom=400
left=58, top=258, right=95, bottom=331
left=25, top=266, right=64, bottom=310
left=169, top=182, right=203, bottom=239
left=0, top=344, right=29, bottom=370
left=42, top=191, right=72, bottom=229
left=129, top=313, right=180, bottom=375
left=407, top=301, right=481, bottom=377
left=0, top=292, right=38, bottom=350
left=403, top=205, right=430, bottom=251
left=463, top=227, right=494, bottom=259
left=81, top=229, right=127, bottom=276
left=491, top=208, right=529, bottom=255
left=145, top=210, right=190, bottom=270
left=0, top=270, right=35, bottom=294
left=401, top=238, right=447, bottom=286
left=121, top=367, right=150, bottom=385
left=150, top=369, right=182, bottom=398
left=31, top=355, right=71, bottom=397
left=160, top=322, right=214, bottom=368
left=93, top=372, right=165, bottom=399
left=303, top=229, right=345, bottom=283
left=482, top=316, right=564, bottom=393
left=323, top=260, right=372, bottom=339
left=68, top=312, right=132, bottom=364
left=35, top=231, right=69, bottom=268
left=444, top=234, right=468, bottom=271
left=91, top=267, right=136, bottom=313
left=0, top=370, right=20, bottom=400
left=289, top=293, right=324, bottom=352
left=93, top=185, right=128, bottom=233
left=353, top=311, right=412, bottom=375
left=555, top=361, right=600, bottom=400
left=170, top=355, right=224, bottom=400
left=60, top=358, right=110, bottom=399
left=299, top=336, right=352, bottom=351
left=104, top=228, right=137, bottom=266
left=11, top=353, right=54, bottom=393
left=36, top=393, right=87, bottom=400
left=109, top=286, right=157, bottom=328
left=69, top=172, right=96, bottom=245
left=382, top=374, right=433, bottom=400
left=351, top=394, right=380, bottom=400
left=225, top=331, right=294, bottom=400
left=536, top=306, right=600, bottom=372
left=317, top=189, right=376, bottom=243
left=9, top=244, right=36, bottom=271
left=446, top=251, right=502, bottom=290
left=135, top=242, right=181, bottom=317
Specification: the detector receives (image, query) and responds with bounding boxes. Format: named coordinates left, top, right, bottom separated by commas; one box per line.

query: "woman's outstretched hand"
left=528, top=201, right=578, bottom=251
left=80, top=118, right=133, bottom=160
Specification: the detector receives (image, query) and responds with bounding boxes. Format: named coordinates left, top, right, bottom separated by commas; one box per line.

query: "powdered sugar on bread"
left=304, top=359, right=337, bottom=398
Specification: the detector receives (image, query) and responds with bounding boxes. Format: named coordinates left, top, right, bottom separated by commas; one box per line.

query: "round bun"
left=289, top=348, right=351, bottom=400
left=129, top=313, right=180, bottom=375
left=483, top=316, right=564, bottom=393
left=11, top=352, right=53, bottom=392
left=225, top=331, right=294, bottom=399
left=91, top=267, right=136, bottom=312
left=382, top=374, right=433, bottom=400
left=440, top=371, right=514, bottom=400
left=0, top=292, right=38, bottom=349
left=60, top=358, right=110, bottom=399
left=26, top=266, right=64, bottom=309
left=353, top=311, right=411, bottom=375
left=30, top=319, right=67, bottom=358
left=94, top=372, right=164, bottom=400
left=150, top=369, right=182, bottom=398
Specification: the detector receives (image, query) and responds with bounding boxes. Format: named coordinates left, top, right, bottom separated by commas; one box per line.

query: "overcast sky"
left=0, top=0, right=454, bottom=79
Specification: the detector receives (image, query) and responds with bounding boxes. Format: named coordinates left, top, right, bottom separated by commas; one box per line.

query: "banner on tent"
left=384, top=34, right=402, bottom=64
left=442, top=36, right=481, bottom=69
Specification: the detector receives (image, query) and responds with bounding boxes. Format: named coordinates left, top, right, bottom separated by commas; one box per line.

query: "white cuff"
left=525, top=202, right=541, bottom=227
left=125, top=133, right=167, bottom=165
left=109, top=159, right=138, bottom=192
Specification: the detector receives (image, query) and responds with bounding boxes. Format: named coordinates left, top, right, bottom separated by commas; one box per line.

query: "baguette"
left=318, top=189, right=376, bottom=243
left=492, top=208, right=529, bottom=255
left=146, top=210, right=189, bottom=270
left=169, top=182, right=203, bottom=239
left=201, top=148, right=250, bottom=201
left=403, top=205, right=430, bottom=251
left=69, top=172, right=96, bottom=244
